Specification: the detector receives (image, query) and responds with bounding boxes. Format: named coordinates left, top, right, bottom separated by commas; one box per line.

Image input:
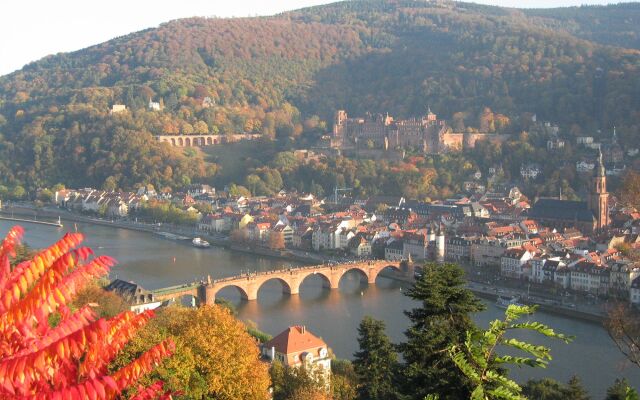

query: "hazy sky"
left=0, top=0, right=635, bottom=75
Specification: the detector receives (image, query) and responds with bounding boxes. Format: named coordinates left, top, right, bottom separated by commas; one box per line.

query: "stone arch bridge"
left=155, top=134, right=261, bottom=148
left=151, top=260, right=411, bottom=305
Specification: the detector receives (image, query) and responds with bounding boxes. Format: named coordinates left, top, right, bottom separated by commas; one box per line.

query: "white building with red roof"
left=261, top=325, right=331, bottom=379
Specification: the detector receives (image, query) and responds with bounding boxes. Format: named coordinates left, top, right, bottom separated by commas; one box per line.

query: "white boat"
left=192, top=237, right=211, bottom=248
left=496, top=296, right=525, bottom=309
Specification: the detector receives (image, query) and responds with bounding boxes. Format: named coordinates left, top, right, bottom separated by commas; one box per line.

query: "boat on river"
left=155, top=231, right=190, bottom=241
left=496, top=296, right=525, bottom=309
left=192, top=237, right=211, bottom=248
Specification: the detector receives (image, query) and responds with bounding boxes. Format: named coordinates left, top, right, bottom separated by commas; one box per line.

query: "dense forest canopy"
left=0, top=0, right=639, bottom=192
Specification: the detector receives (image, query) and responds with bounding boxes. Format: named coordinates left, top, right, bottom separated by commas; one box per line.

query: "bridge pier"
left=245, top=282, right=258, bottom=301
left=284, top=275, right=301, bottom=295
left=329, top=273, right=341, bottom=290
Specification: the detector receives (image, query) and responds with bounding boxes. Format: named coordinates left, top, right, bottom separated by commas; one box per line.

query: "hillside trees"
left=2, top=2, right=640, bottom=192
left=618, top=171, right=640, bottom=210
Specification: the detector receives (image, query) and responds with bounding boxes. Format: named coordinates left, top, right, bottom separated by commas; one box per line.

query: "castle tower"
left=435, top=225, right=445, bottom=263
left=588, top=148, right=610, bottom=230
left=333, top=110, right=347, bottom=136
left=426, top=106, right=437, bottom=122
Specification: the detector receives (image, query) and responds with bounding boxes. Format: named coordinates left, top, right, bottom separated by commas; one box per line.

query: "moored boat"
left=496, top=296, right=525, bottom=309
left=192, top=237, right=211, bottom=248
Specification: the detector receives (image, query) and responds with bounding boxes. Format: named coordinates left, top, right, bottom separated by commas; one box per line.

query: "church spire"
left=589, top=145, right=609, bottom=231
left=596, top=146, right=605, bottom=177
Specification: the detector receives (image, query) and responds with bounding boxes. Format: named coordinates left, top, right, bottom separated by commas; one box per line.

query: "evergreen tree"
left=353, top=316, right=398, bottom=400
left=566, top=376, right=590, bottom=400
left=606, top=378, right=639, bottom=400
left=398, top=263, right=484, bottom=400
left=522, top=379, right=568, bottom=400
left=522, top=377, right=590, bottom=400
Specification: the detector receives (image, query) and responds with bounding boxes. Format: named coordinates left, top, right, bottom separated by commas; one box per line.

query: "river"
left=1, top=219, right=638, bottom=397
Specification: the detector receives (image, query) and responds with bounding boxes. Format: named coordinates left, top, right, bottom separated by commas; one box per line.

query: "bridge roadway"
left=151, top=260, right=411, bottom=305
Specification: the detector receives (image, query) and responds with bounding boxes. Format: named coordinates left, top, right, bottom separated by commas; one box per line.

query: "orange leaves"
left=130, top=382, right=173, bottom=400
left=0, top=226, right=174, bottom=399
left=0, top=226, right=23, bottom=257
left=80, top=311, right=155, bottom=379
left=0, top=232, right=85, bottom=315
left=113, top=340, right=175, bottom=387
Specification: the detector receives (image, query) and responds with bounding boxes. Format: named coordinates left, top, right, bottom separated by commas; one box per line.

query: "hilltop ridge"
left=0, top=0, right=639, bottom=192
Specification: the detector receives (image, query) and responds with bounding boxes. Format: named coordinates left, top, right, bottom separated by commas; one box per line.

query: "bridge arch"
left=178, top=137, right=184, bottom=146
left=214, top=283, right=250, bottom=301
left=338, top=267, right=370, bottom=286
left=206, top=137, right=212, bottom=145
left=370, top=264, right=402, bottom=283
left=298, top=270, right=334, bottom=291
left=257, top=277, right=293, bottom=297
left=171, top=138, right=176, bottom=146
left=185, top=137, right=192, bottom=147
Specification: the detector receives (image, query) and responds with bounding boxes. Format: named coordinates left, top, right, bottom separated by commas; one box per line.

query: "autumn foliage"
left=113, top=305, right=272, bottom=399
left=0, top=226, right=174, bottom=399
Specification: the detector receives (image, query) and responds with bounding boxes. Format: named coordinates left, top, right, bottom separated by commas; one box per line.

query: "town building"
left=110, top=104, right=126, bottom=114
left=261, top=326, right=331, bottom=381
left=385, top=240, right=404, bottom=261
left=445, top=236, right=474, bottom=262
left=500, top=248, right=533, bottom=279
left=529, top=149, right=610, bottom=233
left=105, top=279, right=163, bottom=313
left=148, top=99, right=161, bottom=111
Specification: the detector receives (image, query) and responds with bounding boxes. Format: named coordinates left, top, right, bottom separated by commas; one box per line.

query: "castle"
left=330, top=109, right=508, bottom=154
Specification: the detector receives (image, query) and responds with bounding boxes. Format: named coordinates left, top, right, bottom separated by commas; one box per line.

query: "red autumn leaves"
left=0, top=226, right=174, bottom=399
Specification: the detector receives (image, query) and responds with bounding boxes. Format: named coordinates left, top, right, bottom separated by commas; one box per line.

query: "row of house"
left=54, top=188, right=147, bottom=217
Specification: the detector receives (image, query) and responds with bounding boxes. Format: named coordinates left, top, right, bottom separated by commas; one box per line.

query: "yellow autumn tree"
left=114, top=305, right=271, bottom=400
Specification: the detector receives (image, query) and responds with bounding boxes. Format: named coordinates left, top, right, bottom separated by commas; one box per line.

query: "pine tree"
left=522, top=379, right=568, bottom=400
left=397, top=263, right=484, bottom=400
left=353, top=316, right=398, bottom=400
left=606, top=378, right=639, bottom=400
left=566, top=376, right=589, bottom=400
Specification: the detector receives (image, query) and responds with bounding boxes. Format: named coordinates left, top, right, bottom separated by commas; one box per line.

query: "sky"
left=0, top=0, right=635, bottom=76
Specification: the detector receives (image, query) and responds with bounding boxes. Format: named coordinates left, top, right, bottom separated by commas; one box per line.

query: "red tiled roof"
left=264, top=326, right=326, bottom=355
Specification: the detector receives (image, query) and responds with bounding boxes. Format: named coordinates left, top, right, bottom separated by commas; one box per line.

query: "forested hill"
left=523, top=3, right=640, bottom=50
left=1, top=0, right=640, bottom=192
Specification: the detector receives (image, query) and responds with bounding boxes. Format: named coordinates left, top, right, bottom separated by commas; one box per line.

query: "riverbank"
left=378, top=271, right=606, bottom=324
left=0, top=215, right=63, bottom=227
left=0, top=204, right=319, bottom=265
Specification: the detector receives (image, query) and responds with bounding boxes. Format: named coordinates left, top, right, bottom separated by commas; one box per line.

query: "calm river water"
left=1, top=219, right=638, bottom=396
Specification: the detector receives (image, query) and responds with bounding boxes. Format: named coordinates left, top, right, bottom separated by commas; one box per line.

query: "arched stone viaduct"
left=151, top=260, right=410, bottom=305
left=155, top=134, right=261, bottom=148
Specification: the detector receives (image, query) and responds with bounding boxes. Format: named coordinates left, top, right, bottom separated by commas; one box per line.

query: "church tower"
left=588, top=148, right=610, bottom=230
